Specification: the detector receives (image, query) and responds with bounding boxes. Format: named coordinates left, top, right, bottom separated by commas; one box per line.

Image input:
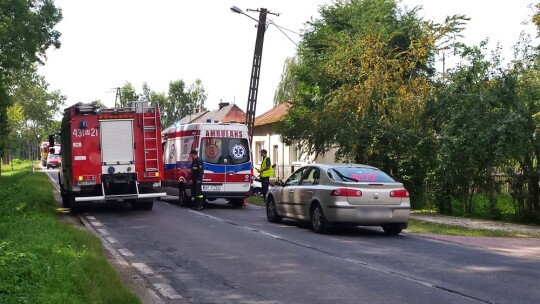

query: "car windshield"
left=48, top=154, right=61, bottom=159
left=328, top=167, right=395, bottom=183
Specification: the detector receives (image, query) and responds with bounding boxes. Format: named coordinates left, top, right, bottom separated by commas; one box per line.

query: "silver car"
left=265, top=164, right=410, bottom=235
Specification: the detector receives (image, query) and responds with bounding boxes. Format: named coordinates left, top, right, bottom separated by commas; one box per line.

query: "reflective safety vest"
left=260, top=156, right=274, bottom=178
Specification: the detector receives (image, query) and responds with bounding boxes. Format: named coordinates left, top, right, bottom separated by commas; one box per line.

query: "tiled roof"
left=178, top=104, right=246, bottom=124
left=163, top=103, right=247, bottom=135
left=254, top=102, right=291, bottom=126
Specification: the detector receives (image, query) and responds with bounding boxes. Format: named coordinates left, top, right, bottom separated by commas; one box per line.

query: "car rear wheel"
left=382, top=223, right=403, bottom=236
left=310, top=204, right=327, bottom=234
left=266, top=197, right=282, bottom=223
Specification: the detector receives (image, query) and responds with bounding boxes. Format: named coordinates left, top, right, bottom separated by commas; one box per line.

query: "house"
left=173, top=101, right=337, bottom=179
left=176, top=101, right=246, bottom=124
left=252, top=102, right=337, bottom=179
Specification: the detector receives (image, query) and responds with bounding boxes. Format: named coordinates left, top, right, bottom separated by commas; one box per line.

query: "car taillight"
left=330, top=188, right=362, bottom=197
left=390, top=189, right=409, bottom=197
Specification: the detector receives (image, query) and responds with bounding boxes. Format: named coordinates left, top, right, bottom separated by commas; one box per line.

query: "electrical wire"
left=269, top=20, right=299, bottom=47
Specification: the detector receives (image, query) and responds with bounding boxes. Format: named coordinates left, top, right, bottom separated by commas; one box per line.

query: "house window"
left=273, top=145, right=278, bottom=165
left=255, top=141, right=264, bottom=163
left=295, top=142, right=302, bottom=162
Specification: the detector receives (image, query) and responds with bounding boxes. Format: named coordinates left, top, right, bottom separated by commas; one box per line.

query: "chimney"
left=218, top=99, right=230, bottom=109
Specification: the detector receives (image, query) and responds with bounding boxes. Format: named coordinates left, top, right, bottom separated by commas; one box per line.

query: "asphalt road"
left=45, top=170, right=540, bottom=304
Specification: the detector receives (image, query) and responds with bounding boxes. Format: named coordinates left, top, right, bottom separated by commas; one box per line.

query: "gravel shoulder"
left=410, top=213, right=540, bottom=260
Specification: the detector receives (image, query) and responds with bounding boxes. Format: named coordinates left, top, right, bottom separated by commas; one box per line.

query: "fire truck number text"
left=73, top=128, right=98, bottom=138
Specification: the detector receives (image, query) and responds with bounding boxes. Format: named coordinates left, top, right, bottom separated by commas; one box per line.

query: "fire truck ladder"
left=141, top=105, right=160, bottom=173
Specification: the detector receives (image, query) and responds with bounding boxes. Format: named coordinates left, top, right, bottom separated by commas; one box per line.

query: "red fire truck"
left=50, top=101, right=166, bottom=212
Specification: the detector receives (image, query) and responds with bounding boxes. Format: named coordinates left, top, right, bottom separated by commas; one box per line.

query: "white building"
left=252, top=102, right=337, bottom=179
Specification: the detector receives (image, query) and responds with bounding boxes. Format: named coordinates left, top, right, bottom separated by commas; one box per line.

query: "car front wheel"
left=310, top=204, right=327, bottom=234
left=266, top=197, right=282, bottom=223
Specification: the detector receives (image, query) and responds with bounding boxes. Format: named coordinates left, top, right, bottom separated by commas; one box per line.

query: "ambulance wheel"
left=142, top=201, right=154, bottom=210
left=230, top=199, right=244, bottom=208
left=178, top=189, right=189, bottom=207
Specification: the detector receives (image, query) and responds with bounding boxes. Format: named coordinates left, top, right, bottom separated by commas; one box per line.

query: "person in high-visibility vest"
left=190, top=149, right=204, bottom=211
left=256, top=149, right=274, bottom=201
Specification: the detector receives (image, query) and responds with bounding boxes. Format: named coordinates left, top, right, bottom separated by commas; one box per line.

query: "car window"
left=48, top=154, right=61, bottom=159
left=285, top=167, right=307, bottom=186
left=327, top=167, right=395, bottom=183
left=300, top=167, right=321, bottom=186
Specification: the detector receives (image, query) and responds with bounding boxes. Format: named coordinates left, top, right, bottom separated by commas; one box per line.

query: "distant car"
left=250, top=176, right=263, bottom=197
left=265, top=163, right=410, bottom=235
left=46, top=153, right=62, bottom=169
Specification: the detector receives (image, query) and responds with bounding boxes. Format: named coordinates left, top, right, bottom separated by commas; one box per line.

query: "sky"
left=39, top=0, right=539, bottom=118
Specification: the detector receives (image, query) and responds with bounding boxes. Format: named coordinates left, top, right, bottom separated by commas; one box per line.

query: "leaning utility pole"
left=245, top=8, right=278, bottom=145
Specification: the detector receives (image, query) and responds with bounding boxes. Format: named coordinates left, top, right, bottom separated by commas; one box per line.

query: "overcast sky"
left=39, top=0, right=538, bottom=118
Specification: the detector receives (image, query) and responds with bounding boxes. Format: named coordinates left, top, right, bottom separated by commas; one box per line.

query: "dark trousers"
left=261, top=177, right=270, bottom=201
left=191, top=182, right=203, bottom=206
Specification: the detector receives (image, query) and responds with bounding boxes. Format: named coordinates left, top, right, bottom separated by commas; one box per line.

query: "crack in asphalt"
left=192, top=210, right=494, bottom=304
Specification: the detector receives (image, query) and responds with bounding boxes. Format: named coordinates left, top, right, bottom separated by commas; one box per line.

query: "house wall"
left=252, top=124, right=338, bottom=179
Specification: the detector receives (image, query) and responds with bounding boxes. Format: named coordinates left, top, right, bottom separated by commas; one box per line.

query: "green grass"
left=245, top=195, right=265, bottom=206
left=0, top=161, right=140, bottom=304
left=406, top=218, right=540, bottom=238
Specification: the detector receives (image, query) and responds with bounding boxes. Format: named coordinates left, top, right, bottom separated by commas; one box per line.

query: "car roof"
left=301, top=163, right=379, bottom=170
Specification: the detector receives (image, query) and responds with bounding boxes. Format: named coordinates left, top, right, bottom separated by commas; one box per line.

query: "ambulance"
left=161, top=121, right=252, bottom=208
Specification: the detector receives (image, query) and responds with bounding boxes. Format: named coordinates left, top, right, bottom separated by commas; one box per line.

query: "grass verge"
left=406, top=219, right=539, bottom=238
left=0, top=161, right=140, bottom=304
left=245, top=196, right=265, bottom=207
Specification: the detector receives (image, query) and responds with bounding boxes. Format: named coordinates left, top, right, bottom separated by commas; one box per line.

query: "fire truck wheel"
left=61, top=193, right=71, bottom=208
left=70, top=204, right=81, bottom=214
left=142, top=201, right=154, bottom=210
left=178, top=189, right=189, bottom=207
left=127, top=199, right=142, bottom=211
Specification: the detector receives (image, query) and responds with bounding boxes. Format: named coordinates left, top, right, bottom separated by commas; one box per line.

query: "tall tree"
left=119, top=82, right=138, bottom=107
left=427, top=42, right=527, bottom=217
left=7, top=68, right=65, bottom=158
left=0, top=0, right=62, bottom=161
left=277, top=0, right=466, bottom=198
left=165, top=79, right=188, bottom=126
left=274, top=57, right=299, bottom=106
left=187, top=78, right=207, bottom=113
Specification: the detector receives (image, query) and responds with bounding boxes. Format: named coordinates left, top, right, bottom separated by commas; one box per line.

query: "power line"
left=270, top=21, right=301, bottom=36
left=269, top=20, right=299, bottom=47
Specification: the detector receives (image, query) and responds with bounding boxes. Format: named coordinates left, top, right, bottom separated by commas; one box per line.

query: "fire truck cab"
left=51, top=101, right=166, bottom=212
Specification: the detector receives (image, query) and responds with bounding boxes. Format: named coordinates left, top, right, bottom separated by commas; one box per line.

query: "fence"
left=272, top=164, right=296, bottom=181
